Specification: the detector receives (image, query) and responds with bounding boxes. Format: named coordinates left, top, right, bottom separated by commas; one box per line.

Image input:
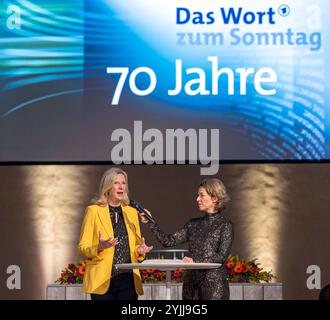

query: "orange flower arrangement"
left=56, top=254, right=275, bottom=284
left=55, top=260, right=86, bottom=284
left=172, top=268, right=186, bottom=282
left=226, top=254, right=275, bottom=283
left=55, top=260, right=186, bottom=284
left=140, top=255, right=275, bottom=283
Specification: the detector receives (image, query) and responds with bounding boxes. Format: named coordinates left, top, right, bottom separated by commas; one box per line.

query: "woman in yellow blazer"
left=77, top=167, right=153, bottom=300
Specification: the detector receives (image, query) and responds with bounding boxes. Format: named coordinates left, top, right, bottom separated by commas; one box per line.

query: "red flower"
left=241, top=262, right=248, bottom=273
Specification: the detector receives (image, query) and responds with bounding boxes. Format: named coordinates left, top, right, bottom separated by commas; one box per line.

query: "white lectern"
left=115, top=259, right=221, bottom=300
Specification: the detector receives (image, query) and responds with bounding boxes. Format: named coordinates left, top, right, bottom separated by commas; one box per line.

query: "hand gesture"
left=138, top=237, right=153, bottom=255
left=98, top=231, right=119, bottom=251
left=139, top=209, right=152, bottom=224
left=183, top=256, right=194, bottom=263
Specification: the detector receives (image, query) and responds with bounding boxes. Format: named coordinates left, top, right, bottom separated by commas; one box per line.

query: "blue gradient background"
left=0, top=0, right=329, bottom=161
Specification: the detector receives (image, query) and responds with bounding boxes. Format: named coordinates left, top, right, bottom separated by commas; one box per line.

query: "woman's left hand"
left=138, top=237, right=153, bottom=255
left=183, top=256, right=194, bottom=263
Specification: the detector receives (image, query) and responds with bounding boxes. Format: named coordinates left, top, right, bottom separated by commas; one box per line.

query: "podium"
left=115, top=259, right=221, bottom=300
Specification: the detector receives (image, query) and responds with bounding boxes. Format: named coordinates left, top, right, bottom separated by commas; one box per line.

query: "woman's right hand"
left=98, top=231, right=119, bottom=251
left=139, top=209, right=153, bottom=224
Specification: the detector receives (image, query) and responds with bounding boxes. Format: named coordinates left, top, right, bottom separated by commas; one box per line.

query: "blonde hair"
left=95, top=167, right=129, bottom=206
left=199, top=178, right=230, bottom=211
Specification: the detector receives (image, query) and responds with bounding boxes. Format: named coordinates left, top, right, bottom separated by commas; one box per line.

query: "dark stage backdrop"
left=0, top=164, right=329, bottom=300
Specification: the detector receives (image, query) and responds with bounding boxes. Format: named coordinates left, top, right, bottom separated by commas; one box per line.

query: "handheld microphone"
left=129, top=199, right=155, bottom=223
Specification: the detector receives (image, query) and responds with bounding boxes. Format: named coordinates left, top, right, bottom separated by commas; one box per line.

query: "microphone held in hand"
left=130, top=199, right=155, bottom=223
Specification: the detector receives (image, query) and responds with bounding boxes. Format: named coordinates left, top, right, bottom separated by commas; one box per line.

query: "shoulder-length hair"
left=199, top=178, right=230, bottom=211
left=95, top=167, right=130, bottom=206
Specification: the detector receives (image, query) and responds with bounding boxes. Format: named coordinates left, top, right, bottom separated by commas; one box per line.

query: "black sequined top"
left=149, top=211, right=234, bottom=300
left=109, top=206, right=132, bottom=277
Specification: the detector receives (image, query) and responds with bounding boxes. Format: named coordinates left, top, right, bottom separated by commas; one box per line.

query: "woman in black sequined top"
left=140, top=178, right=234, bottom=300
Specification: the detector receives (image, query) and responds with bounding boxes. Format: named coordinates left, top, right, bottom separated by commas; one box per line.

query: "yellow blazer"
left=77, top=204, right=144, bottom=295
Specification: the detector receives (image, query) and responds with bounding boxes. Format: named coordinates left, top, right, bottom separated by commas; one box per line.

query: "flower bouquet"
left=56, top=254, right=275, bottom=284
left=55, top=260, right=86, bottom=284
left=225, top=254, right=275, bottom=283
left=140, top=268, right=186, bottom=283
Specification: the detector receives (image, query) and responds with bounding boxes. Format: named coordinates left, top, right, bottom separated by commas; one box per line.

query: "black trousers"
left=91, top=272, right=138, bottom=300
